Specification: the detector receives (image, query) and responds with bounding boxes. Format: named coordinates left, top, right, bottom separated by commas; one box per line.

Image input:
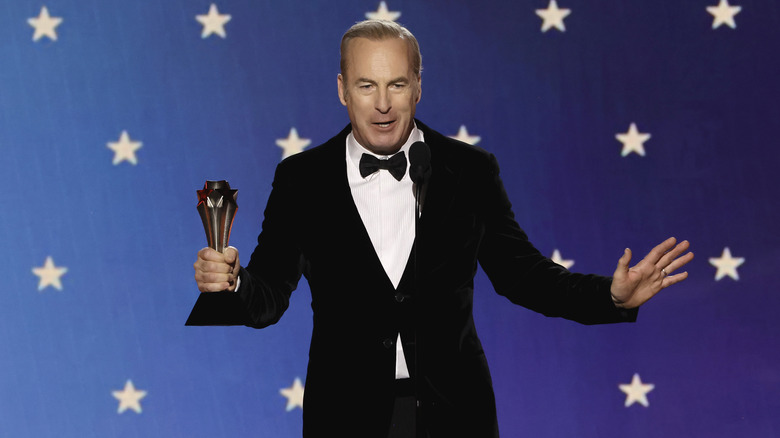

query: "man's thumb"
left=617, top=248, right=632, bottom=271
left=224, top=246, right=238, bottom=264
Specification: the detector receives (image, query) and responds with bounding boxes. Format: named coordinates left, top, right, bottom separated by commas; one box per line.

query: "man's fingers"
left=194, top=258, right=232, bottom=274
left=196, top=269, right=232, bottom=282
left=661, top=250, right=695, bottom=276
left=198, top=281, right=232, bottom=293
left=656, top=239, right=689, bottom=266
left=662, top=271, right=689, bottom=288
left=195, top=247, right=239, bottom=273
left=645, top=237, right=678, bottom=264
left=195, top=268, right=233, bottom=292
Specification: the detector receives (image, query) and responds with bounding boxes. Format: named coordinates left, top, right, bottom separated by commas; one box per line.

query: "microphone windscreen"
left=409, top=141, right=431, bottom=184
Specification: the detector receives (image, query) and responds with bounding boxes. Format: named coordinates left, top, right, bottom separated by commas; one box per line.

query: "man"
left=191, top=20, right=693, bottom=437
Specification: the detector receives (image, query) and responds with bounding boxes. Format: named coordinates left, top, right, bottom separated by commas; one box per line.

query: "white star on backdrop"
left=28, top=6, right=63, bottom=42
left=709, top=247, right=745, bottom=281
left=449, top=125, right=481, bottom=145
left=366, top=2, right=401, bottom=21
left=619, top=373, right=655, bottom=407
left=550, top=249, right=574, bottom=270
left=280, top=377, right=305, bottom=412
left=276, top=127, right=311, bottom=159
left=107, top=130, right=142, bottom=165
left=196, top=4, right=232, bottom=38
left=112, top=380, right=147, bottom=414
left=616, top=123, right=651, bottom=157
left=536, top=0, right=571, bottom=33
left=32, top=256, right=67, bottom=291
left=707, top=0, right=742, bottom=29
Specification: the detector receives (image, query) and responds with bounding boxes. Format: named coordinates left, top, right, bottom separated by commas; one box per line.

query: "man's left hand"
left=610, top=237, right=694, bottom=309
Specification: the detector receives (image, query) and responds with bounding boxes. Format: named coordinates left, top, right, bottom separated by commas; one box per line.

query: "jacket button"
left=383, top=338, right=394, bottom=349
left=394, top=293, right=405, bottom=303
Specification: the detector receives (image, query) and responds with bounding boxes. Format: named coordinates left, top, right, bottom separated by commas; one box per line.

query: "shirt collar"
left=346, top=123, right=424, bottom=174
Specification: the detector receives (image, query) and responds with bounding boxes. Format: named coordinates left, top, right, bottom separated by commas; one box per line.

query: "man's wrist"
left=610, top=289, right=626, bottom=308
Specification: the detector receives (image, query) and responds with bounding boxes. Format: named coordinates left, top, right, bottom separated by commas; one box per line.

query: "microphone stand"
left=408, top=141, right=430, bottom=438
left=413, top=178, right=423, bottom=438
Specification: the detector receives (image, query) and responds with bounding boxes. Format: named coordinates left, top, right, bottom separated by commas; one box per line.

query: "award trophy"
left=187, top=180, right=240, bottom=326
left=196, top=180, right=238, bottom=253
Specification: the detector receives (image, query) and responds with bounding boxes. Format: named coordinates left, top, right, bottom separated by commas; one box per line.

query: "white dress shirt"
left=346, top=126, right=424, bottom=379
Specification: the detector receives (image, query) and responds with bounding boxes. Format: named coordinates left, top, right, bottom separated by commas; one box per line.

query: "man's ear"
left=337, top=74, right=347, bottom=106
left=415, top=75, right=422, bottom=104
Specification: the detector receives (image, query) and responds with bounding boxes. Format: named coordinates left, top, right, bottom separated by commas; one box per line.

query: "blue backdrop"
left=2, top=1, right=778, bottom=436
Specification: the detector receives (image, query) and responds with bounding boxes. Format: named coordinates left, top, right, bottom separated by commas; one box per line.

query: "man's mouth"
left=373, top=121, right=395, bottom=128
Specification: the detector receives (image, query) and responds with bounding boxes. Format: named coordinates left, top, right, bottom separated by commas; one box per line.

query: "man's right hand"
left=194, top=246, right=240, bottom=292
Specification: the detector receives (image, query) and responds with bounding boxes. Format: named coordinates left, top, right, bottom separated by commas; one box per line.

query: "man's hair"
left=339, top=20, right=422, bottom=79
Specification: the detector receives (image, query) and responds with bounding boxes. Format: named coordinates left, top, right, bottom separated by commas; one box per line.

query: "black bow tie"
left=359, top=152, right=407, bottom=181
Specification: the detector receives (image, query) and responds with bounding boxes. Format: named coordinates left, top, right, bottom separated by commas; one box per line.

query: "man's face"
left=338, top=37, right=421, bottom=155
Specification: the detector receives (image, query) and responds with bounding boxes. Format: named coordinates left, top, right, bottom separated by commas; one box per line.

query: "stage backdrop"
left=2, top=0, right=778, bottom=436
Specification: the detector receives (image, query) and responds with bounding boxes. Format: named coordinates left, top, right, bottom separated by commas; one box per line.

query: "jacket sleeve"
left=476, top=153, right=637, bottom=325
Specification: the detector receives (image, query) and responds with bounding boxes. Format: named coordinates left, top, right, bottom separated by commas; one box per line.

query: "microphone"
left=409, top=141, right=431, bottom=185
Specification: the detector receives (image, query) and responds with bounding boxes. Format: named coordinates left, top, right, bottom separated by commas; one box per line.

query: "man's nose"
left=375, top=89, right=391, bottom=113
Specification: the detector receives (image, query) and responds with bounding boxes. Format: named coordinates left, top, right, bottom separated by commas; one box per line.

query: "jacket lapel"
left=415, top=122, right=460, bottom=242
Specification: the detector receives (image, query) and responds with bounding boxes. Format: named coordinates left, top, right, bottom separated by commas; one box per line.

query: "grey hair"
left=339, top=20, right=422, bottom=79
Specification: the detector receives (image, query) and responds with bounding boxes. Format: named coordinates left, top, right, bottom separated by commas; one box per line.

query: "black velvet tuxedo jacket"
left=187, top=120, right=637, bottom=437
